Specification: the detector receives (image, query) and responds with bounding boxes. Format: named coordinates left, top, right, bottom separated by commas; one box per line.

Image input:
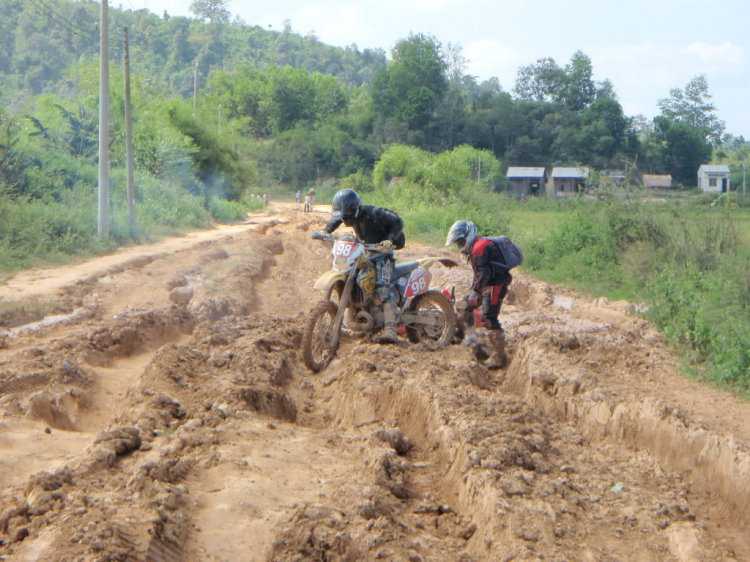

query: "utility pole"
left=98, top=0, right=110, bottom=237
left=743, top=160, right=746, bottom=200
left=193, top=61, right=199, bottom=111
left=123, top=27, right=136, bottom=236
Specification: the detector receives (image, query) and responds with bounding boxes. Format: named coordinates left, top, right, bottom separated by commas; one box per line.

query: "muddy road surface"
left=1, top=206, right=749, bottom=561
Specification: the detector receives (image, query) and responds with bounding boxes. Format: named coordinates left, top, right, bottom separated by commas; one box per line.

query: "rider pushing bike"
left=323, top=189, right=405, bottom=343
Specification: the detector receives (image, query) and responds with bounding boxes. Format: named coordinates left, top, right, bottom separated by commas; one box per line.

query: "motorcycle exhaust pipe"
left=344, top=308, right=375, bottom=331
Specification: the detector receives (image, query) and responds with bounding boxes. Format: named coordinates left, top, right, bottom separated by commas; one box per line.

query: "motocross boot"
left=377, top=301, right=398, bottom=344
left=461, top=325, right=481, bottom=346
left=485, top=330, right=507, bottom=370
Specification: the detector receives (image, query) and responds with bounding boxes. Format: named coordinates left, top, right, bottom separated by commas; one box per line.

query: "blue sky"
left=133, top=0, right=750, bottom=137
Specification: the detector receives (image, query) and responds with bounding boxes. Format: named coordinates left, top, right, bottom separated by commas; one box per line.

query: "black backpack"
left=486, top=236, right=524, bottom=269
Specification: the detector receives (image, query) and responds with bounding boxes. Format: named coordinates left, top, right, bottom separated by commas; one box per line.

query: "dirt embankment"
left=0, top=206, right=749, bottom=562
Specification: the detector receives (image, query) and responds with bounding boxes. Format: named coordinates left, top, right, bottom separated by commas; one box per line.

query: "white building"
left=697, top=165, right=731, bottom=193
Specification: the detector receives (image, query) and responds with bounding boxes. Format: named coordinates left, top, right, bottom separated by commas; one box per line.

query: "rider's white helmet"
left=445, top=220, right=477, bottom=255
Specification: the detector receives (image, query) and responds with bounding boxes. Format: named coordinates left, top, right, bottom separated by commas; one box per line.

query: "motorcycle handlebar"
left=311, top=232, right=390, bottom=252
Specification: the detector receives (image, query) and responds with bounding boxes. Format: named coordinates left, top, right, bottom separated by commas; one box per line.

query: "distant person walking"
left=263, top=193, right=270, bottom=206
left=296, top=190, right=302, bottom=203
left=306, top=188, right=315, bottom=212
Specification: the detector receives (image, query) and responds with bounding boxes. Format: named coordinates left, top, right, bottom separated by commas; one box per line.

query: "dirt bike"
left=302, top=232, right=458, bottom=372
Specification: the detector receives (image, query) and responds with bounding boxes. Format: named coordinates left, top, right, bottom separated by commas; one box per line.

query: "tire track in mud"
left=0, top=229, right=285, bottom=560
left=1, top=209, right=749, bottom=561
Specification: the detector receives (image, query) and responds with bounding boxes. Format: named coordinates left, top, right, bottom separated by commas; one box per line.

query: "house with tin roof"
left=642, top=174, right=672, bottom=189
left=698, top=164, right=731, bottom=193
left=600, top=170, right=626, bottom=189
left=551, top=167, right=589, bottom=197
left=506, top=167, right=546, bottom=197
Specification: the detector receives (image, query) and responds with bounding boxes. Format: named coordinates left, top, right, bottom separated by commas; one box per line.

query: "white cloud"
left=292, top=5, right=366, bottom=45
left=589, top=41, right=747, bottom=126
left=686, top=41, right=745, bottom=68
left=464, top=40, right=527, bottom=87
left=411, top=0, right=454, bottom=8
left=593, top=41, right=746, bottom=85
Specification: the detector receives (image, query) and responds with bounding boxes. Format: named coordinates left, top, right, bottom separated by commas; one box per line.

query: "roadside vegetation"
left=1, top=0, right=749, bottom=389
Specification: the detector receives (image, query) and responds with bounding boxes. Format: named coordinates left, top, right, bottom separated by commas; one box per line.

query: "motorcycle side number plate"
left=332, top=241, right=358, bottom=258
left=405, top=267, right=432, bottom=298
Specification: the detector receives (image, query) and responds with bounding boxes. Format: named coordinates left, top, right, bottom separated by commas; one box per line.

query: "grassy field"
left=507, top=210, right=563, bottom=246
left=373, top=185, right=750, bottom=391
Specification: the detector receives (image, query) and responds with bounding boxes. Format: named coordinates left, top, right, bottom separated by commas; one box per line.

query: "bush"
left=373, top=144, right=435, bottom=187
left=373, top=144, right=504, bottom=193
left=209, top=198, right=249, bottom=223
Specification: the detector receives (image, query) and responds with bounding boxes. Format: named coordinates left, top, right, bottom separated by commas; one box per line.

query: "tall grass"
left=522, top=198, right=750, bottom=389
left=0, top=178, right=211, bottom=272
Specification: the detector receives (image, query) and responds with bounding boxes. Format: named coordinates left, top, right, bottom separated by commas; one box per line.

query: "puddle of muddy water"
left=553, top=295, right=574, bottom=310
left=6, top=308, right=94, bottom=336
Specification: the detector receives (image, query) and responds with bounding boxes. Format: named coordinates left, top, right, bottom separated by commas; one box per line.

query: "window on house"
left=709, top=177, right=717, bottom=187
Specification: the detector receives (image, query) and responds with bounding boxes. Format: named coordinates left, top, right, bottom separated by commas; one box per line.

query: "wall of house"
left=553, top=178, right=585, bottom=196
left=511, top=179, right=526, bottom=196
left=512, top=178, right=545, bottom=196
left=699, top=172, right=730, bottom=193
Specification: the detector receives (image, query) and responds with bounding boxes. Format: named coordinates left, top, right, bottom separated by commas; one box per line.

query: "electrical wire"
left=26, top=0, right=96, bottom=39
left=34, top=0, right=96, bottom=37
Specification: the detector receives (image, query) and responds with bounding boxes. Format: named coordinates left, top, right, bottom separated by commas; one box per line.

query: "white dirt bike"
left=302, top=232, right=458, bottom=372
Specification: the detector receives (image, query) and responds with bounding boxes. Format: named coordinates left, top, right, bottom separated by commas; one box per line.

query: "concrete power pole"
left=98, top=0, right=110, bottom=237
left=123, top=27, right=136, bottom=236
left=193, top=61, right=199, bottom=111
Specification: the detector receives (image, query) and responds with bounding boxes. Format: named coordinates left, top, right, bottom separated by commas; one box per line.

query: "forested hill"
left=0, top=0, right=386, bottom=97
left=1, top=0, right=744, bottom=272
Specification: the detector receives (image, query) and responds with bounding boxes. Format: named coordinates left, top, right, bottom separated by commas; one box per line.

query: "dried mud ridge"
left=0, top=209, right=748, bottom=562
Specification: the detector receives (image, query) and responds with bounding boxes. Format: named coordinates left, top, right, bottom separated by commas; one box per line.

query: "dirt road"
left=1, top=206, right=749, bottom=561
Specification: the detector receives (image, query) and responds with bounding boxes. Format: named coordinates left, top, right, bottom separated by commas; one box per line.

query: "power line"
left=27, top=0, right=89, bottom=38
left=27, top=0, right=96, bottom=39
left=34, top=0, right=96, bottom=37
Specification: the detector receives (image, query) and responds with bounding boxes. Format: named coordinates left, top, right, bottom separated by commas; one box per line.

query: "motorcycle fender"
left=314, top=271, right=347, bottom=291
left=401, top=311, right=442, bottom=327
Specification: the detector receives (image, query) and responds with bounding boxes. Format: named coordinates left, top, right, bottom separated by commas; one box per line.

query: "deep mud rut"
left=1, top=205, right=750, bottom=561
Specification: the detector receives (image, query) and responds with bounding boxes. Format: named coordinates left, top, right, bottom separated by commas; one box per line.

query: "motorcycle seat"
left=393, top=261, right=421, bottom=280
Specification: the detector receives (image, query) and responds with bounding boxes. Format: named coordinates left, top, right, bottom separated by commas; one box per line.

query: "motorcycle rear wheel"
left=303, top=300, right=340, bottom=372
left=405, top=290, right=457, bottom=347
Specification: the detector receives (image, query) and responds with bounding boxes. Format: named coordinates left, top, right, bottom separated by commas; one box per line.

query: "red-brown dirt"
left=0, top=205, right=749, bottom=561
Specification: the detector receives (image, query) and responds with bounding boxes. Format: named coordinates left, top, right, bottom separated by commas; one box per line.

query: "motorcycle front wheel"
left=302, top=300, right=340, bottom=372
left=405, top=290, right=457, bottom=347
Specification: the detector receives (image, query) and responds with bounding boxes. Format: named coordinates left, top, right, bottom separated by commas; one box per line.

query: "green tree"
left=658, top=75, right=725, bottom=145
left=372, top=33, right=447, bottom=132
left=189, top=0, right=230, bottom=23
left=561, top=51, right=596, bottom=111
left=583, top=96, right=627, bottom=148
left=655, top=118, right=712, bottom=185
left=513, top=57, right=566, bottom=103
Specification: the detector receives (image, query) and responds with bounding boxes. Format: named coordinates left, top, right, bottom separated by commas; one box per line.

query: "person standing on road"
left=296, top=190, right=302, bottom=203
left=445, top=220, right=522, bottom=368
left=308, top=188, right=315, bottom=211
left=323, top=189, right=405, bottom=343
